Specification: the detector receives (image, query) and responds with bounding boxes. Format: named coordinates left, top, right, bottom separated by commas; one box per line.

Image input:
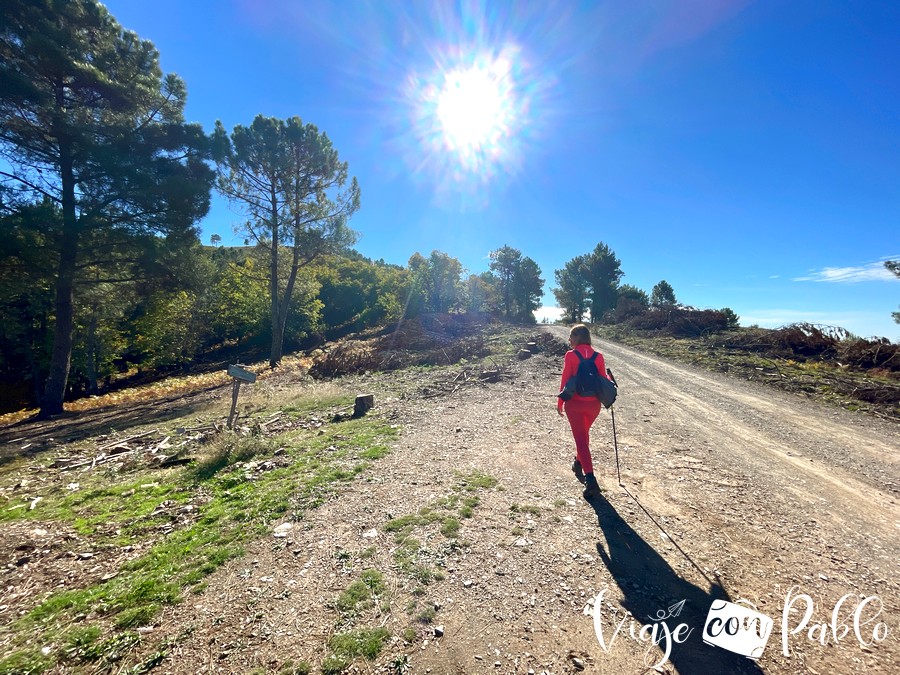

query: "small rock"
left=433, top=625, right=444, bottom=637
left=464, top=580, right=474, bottom=588
left=362, top=528, right=378, bottom=538
left=273, top=523, right=293, bottom=538
left=572, top=657, right=585, bottom=670
left=77, top=552, right=94, bottom=560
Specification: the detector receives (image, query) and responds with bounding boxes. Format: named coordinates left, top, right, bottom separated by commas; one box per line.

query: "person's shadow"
left=589, top=491, right=767, bottom=674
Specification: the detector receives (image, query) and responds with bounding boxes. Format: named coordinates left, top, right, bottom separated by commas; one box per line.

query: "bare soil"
left=3, top=324, right=899, bottom=674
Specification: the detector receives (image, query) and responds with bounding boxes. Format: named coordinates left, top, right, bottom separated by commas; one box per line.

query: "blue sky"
left=102, top=0, right=899, bottom=340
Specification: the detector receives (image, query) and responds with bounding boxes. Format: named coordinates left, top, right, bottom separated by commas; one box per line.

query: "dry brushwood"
left=309, top=315, right=498, bottom=379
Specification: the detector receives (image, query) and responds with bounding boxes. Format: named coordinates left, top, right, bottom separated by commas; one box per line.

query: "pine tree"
left=0, top=0, right=213, bottom=415
left=215, top=115, right=359, bottom=366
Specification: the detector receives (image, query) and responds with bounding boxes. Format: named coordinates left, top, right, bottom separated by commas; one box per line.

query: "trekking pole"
left=606, top=368, right=622, bottom=486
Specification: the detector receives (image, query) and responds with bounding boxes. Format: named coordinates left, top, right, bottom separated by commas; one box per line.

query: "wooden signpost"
left=227, top=364, right=257, bottom=429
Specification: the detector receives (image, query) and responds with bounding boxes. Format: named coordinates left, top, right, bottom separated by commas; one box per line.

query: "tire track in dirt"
left=598, top=339, right=899, bottom=530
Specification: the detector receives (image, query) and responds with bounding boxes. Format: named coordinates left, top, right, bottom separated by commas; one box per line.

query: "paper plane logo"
left=703, top=599, right=773, bottom=660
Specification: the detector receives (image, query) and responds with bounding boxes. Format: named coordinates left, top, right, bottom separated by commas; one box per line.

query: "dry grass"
left=0, top=354, right=314, bottom=427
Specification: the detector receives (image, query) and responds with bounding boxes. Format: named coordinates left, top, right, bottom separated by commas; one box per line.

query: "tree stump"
left=353, top=394, right=374, bottom=418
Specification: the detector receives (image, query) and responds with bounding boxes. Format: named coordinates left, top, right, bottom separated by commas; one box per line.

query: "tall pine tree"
left=215, top=115, right=359, bottom=366
left=0, top=0, right=213, bottom=415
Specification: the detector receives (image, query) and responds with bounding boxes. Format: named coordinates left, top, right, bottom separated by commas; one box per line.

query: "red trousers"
left=564, top=397, right=602, bottom=475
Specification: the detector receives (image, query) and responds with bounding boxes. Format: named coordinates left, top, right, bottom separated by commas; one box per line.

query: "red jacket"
left=558, top=343, right=607, bottom=411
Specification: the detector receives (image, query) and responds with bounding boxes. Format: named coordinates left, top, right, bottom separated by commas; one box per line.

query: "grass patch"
left=0, top=408, right=398, bottom=673
left=334, top=570, right=386, bottom=617
left=416, top=605, right=437, bottom=624
left=0, top=649, right=52, bottom=675
left=279, top=392, right=355, bottom=417
left=439, top=518, right=460, bottom=538
left=394, top=540, right=443, bottom=585
left=384, top=471, right=497, bottom=585
left=510, top=503, right=541, bottom=515
left=328, top=627, right=390, bottom=662
left=191, top=434, right=280, bottom=481
left=456, top=470, right=498, bottom=491
left=279, top=661, right=312, bottom=675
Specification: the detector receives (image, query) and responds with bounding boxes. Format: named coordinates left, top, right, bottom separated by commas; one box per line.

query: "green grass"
left=328, top=627, right=390, bottom=662
left=278, top=661, right=312, bottom=675
left=510, top=503, right=541, bottom=515
left=334, top=570, right=386, bottom=617
left=384, top=471, right=498, bottom=586
left=0, top=650, right=52, bottom=675
left=456, top=469, right=498, bottom=491
left=416, top=605, right=437, bottom=624
left=439, top=518, right=460, bottom=538
left=0, top=406, right=398, bottom=673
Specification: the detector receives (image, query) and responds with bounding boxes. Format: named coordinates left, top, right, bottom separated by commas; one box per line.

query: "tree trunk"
left=270, top=244, right=301, bottom=368
left=40, top=140, right=78, bottom=416
left=269, top=184, right=281, bottom=368
left=86, top=311, right=98, bottom=394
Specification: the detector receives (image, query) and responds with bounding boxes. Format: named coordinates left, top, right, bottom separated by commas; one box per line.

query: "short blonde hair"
left=569, top=324, right=592, bottom=346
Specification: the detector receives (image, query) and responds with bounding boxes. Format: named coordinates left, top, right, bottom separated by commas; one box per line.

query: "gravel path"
left=124, top=326, right=899, bottom=674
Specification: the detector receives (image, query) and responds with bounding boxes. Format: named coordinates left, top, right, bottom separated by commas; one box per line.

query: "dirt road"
left=133, top=326, right=899, bottom=674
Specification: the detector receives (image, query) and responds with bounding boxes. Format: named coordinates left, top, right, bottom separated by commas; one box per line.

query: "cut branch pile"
left=421, top=361, right=516, bottom=399
left=48, top=425, right=218, bottom=473
left=309, top=314, right=498, bottom=379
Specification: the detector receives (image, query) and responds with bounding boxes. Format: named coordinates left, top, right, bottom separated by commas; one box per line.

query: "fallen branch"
left=98, top=429, right=158, bottom=452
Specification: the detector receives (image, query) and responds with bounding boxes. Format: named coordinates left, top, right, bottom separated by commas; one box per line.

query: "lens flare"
left=408, top=45, right=529, bottom=192
left=436, top=58, right=512, bottom=157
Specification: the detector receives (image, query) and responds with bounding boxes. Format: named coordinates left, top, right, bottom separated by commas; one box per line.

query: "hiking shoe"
left=582, top=475, right=601, bottom=500
left=571, top=460, right=586, bottom=484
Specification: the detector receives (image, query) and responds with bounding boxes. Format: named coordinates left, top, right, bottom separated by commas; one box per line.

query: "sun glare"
left=408, top=47, right=527, bottom=185
left=436, top=60, right=512, bottom=154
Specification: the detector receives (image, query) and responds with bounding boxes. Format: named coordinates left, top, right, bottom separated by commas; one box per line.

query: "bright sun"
left=436, top=61, right=511, bottom=154
left=406, top=44, right=534, bottom=192
left=409, top=50, right=522, bottom=177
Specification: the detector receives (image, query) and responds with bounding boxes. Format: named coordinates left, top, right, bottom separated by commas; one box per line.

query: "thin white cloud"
left=794, top=258, right=900, bottom=283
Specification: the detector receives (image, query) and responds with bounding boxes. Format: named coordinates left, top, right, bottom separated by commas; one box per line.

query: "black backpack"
left=559, top=350, right=618, bottom=407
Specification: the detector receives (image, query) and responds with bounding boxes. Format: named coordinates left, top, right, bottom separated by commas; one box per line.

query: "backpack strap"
left=573, top=350, right=597, bottom=364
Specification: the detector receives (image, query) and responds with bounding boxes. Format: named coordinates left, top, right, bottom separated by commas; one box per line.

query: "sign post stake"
left=226, top=364, right=257, bottom=429
left=227, top=379, right=241, bottom=429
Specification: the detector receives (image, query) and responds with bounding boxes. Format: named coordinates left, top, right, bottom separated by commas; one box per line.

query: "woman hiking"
left=557, top=324, right=606, bottom=500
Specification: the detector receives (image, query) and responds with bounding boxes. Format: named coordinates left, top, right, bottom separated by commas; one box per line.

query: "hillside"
left=0, top=318, right=897, bottom=674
